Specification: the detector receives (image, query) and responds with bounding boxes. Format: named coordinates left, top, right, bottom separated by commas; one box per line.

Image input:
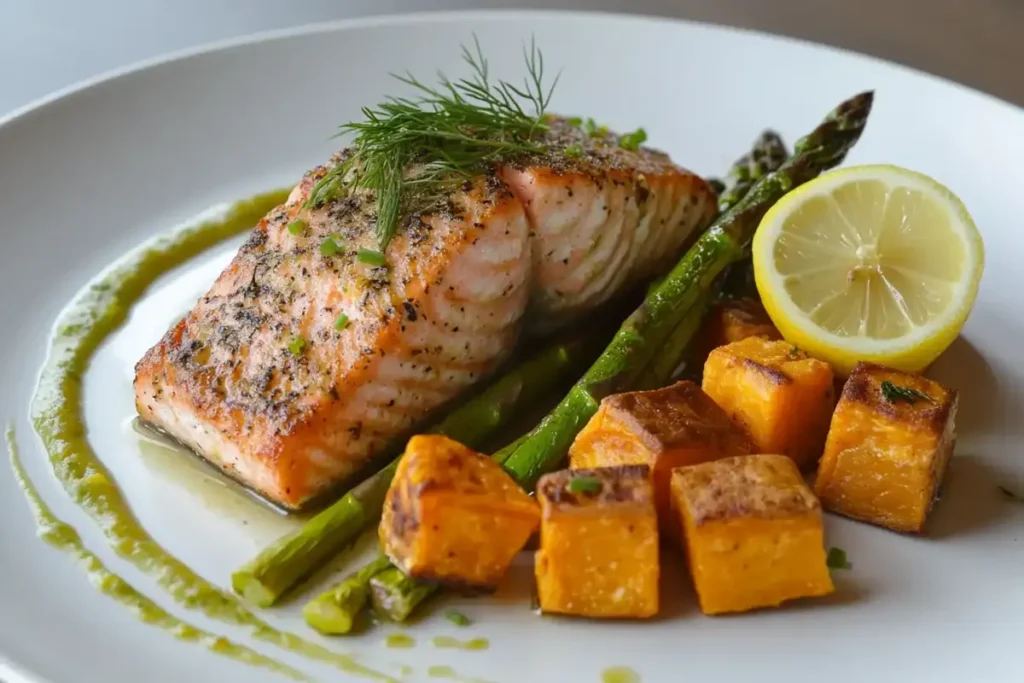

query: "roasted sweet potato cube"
left=702, top=337, right=835, bottom=469
left=684, top=298, right=783, bottom=379
left=671, top=454, right=834, bottom=615
left=379, top=434, right=539, bottom=589
left=534, top=465, right=659, bottom=619
left=814, top=362, right=958, bottom=533
left=694, top=297, right=782, bottom=358
left=714, top=297, right=782, bottom=345
left=568, top=381, right=754, bottom=529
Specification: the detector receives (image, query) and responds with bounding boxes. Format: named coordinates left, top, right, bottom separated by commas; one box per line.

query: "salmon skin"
left=134, top=119, right=717, bottom=510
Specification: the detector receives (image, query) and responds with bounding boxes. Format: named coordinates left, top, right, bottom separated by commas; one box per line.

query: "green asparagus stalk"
left=231, top=335, right=602, bottom=607
left=302, top=555, right=392, bottom=635
left=716, top=130, right=790, bottom=300
left=632, top=286, right=716, bottom=390
left=717, top=130, right=788, bottom=213
left=306, top=93, right=874, bottom=625
left=362, top=132, right=794, bottom=621
left=635, top=132, right=792, bottom=389
left=364, top=92, right=874, bottom=623
left=645, top=131, right=787, bottom=297
left=501, top=91, right=874, bottom=491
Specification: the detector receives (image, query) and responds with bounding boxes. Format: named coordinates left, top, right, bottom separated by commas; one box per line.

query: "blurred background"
left=2, top=0, right=1020, bottom=118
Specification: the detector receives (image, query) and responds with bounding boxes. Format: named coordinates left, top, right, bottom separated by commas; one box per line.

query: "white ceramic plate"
left=1, top=10, right=1022, bottom=683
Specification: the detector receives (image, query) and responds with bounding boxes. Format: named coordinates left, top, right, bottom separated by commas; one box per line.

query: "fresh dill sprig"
left=305, top=36, right=560, bottom=252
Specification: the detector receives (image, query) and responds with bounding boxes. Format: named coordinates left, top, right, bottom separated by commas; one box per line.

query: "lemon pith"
left=752, top=164, right=984, bottom=376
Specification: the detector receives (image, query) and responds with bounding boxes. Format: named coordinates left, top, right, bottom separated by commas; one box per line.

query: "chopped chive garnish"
left=787, top=346, right=802, bottom=359
left=334, top=312, right=350, bottom=331
left=999, top=485, right=1024, bottom=502
left=287, top=336, right=306, bottom=355
left=826, top=547, right=852, bottom=570
left=357, top=248, right=386, bottom=267
left=320, top=236, right=341, bottom=257
left=565, top=115, right=583, bottom=127
left=286, top=219, right=307, bottom=236
left=619, top=127, right=647, bottom=151
left=880, top=381, right=934, bottom=405
left=444, top=610, right=472, bottom=627
left=567, top=476, right=602, bottom=494
left=581, top=117, right=599, bottom=136
left=563, top=143, right=584, bottom=158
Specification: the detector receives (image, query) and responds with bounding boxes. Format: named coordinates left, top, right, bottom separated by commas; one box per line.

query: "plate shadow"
left=927, top=454, right=1016, bottom=539
left=927, top=336, right=1002, bottom=436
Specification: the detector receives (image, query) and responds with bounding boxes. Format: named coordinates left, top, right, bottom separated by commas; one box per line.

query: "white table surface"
left=3, top=0, right=1024, bottom=120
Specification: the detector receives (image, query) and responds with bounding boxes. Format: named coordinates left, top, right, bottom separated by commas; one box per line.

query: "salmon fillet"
left=135, top=121, right=717, bottom=510
left=504, top=119, right=715, bottom=330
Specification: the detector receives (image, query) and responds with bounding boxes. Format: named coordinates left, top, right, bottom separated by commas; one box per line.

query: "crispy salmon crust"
left=135, top=124, right=716, bottom=510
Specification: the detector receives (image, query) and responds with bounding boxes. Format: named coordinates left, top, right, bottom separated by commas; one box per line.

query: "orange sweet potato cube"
left=535, top=465, right=659, bottom=619
left=814, top=362, right=959, bottom=533
left=702, top=337, right=835, bottom=469
left=714, top=297, right=782, bottom=345
left=685, top=298, right=783, bottom=379
left=568, top=381, right=754, bottom=529
left=379, top=435, right=539, bottom=589
left=671, top=454, right=834, bottom=615
left=694, top=297, right=782, bottom=357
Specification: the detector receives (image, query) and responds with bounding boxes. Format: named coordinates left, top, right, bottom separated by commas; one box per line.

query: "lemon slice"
left=752, top=164, right=984, bottom=375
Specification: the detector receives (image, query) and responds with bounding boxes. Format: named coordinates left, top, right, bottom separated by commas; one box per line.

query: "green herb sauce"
left=6, top=428, right=308, bottom=681
left=430, top=636, right=489, bottom=651
left=425, top=665, right=494, bottom=682
left=385, top=633, right=416, bottom=649
left=20, top=190, right=395, bottom=682
left=601, top=666, right=641, bottom=683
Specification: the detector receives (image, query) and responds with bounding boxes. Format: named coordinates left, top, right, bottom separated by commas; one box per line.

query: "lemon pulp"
left=753, top=164, right=984, bottom=375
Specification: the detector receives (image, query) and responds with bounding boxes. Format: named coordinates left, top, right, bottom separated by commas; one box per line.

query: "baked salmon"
left=134, top=120, right=717, bottom=510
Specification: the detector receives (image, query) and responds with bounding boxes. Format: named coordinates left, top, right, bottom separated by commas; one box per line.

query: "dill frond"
left=306, top=36, right=559, bottom=252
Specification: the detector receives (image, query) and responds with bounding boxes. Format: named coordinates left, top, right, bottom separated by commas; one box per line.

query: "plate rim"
left=1, top=9, right=1020, bottom=683
left=2, top=7, right=1023, bottom=135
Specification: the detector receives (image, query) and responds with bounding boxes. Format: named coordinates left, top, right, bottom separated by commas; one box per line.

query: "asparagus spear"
left=715, top=130, right=790, bottom=301
left=309, top=93, right=874, bottom=624
left=717, top=130, right=788, bottom=213
left=303, top=555, right=392, bottom=635
left=361, top=130, right=801, bottom=622
left=635, top=132, right=791, bottom=388
left=632, top=287, right=716, bottom=390
left=645, top=132, right=787, bottom=298
left=501, top=91, right=873, bottom=491
left=231, top=335, right=601, bottom=607
left=366, top=92, right=874, bottom=623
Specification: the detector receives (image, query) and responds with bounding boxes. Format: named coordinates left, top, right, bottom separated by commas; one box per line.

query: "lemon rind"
left=752, top=164, right=985, bottom=369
